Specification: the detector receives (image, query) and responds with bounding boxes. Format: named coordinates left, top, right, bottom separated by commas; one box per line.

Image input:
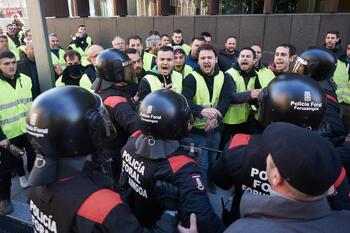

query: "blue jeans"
left=189, top=131, right=221, bottom=186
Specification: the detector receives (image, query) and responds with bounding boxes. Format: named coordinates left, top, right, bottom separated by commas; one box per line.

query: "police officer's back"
left=27, top=87, right=179, bottom=233
left=120, top=90, right=225, bottom=233
left=93, top=49, right=140, bottom=185
left=209, top=74, right=350, bottom=224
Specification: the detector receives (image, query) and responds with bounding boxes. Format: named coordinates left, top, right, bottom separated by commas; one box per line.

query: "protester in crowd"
left=85, top=44, right=104, bottom=83
left=218, top=36, right=239, bottom=72
left=127, top=35, right=156, bottom=71
left=55, top=50, right=93, bottom=92
left=173, top=47, right=192, bottom=78
left=171, top=29, right=191, bottom=55
left=112, top=35, right=126, bottom=51
left=185, top=36, right=206, bottom=69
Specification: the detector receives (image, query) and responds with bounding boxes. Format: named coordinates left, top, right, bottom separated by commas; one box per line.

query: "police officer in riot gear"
left=208, top=74, right=350, bottom=225
left=292, top=47, right=348, bottom=145
left=27, top=86, right=182, bottom=233
left=93, top=48, right=139, bottom=187
left=120, top=89, right=225, bottom=233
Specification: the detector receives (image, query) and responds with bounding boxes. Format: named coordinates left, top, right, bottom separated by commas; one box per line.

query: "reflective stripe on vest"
left=333, top=60, right=350, bottom=104
left=142, top=52, right=155, bottom=71
left=144, top=71, right=183, bottom=94
left=223, top=68, right=256, bottom=125
left=0, top=74, right=32, bottom=139
left=55, top=74, right=94, bottom=93
left=191, top=70, right=224, bottom=129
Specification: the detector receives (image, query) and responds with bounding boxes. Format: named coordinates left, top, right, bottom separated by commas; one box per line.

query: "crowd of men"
left=0, top=20, right=350, bottom=233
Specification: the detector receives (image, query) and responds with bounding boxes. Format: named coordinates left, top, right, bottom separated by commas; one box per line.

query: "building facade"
left=1, top=0, right=349, bottom=19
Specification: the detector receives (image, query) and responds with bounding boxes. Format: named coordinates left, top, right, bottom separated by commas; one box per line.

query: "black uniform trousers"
left=0, top=134, right=36, bottom=199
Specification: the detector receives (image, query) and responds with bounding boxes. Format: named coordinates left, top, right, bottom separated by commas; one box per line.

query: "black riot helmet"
left=26, top=86, right=116, bottom=186
left=291, top=47, right=337, bottom=81
left=259, top=74, right=326, bottom=130
left=95, top=48, right=137, bottom=84
left=138, top=90, right=193, bottom=140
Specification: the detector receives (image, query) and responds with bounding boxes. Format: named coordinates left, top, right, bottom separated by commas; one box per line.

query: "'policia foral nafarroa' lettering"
left=290, top=101, right=322, bottom=111
left=30, top=200, right=57, bottom=233
left=122, top=150, right=148, bottom=198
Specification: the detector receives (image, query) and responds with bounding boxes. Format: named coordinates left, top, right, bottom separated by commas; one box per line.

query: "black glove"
left=154, top=180, right=179, bottom=211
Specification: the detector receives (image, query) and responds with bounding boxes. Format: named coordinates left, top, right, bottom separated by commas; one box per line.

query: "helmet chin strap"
left=56, top=156, right=87, bottom=180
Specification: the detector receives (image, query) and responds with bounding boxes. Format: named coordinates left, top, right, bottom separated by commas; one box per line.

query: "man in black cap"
left=208, top=74, right=350, bottom=225
left=224, top=122, right=350, bottom=233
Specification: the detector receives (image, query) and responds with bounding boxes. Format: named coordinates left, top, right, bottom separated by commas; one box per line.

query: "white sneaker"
left=19, top=176, right=29, bottom=189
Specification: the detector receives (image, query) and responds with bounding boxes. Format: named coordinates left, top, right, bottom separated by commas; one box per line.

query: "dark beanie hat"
left=262, top=122, right=341, bottom=196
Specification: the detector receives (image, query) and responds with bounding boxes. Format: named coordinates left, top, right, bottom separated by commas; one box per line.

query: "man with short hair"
left=250, top=44, right=275, bottom=92
left=269, top=44, right=294, bottom=75
left=85, top=44, right=104, bottom=83
left=125, top=48, right=145, bottom=81
left=125, top=48, right=144, bottom=98
left=68, top=25, right=92, bottom=66
left=5, top=24, right=20, bottom=54
left=220, top=48, right=264, bottom=149
left=182, top=43, right=233, bottom=188
left=55, top=50, right=93, bottom=92
left=218, top=36, right=239, bottom=72
left=185, top=36, right=206, bottom=69
left=138, top=46, right=182, bottom=101
left=160, top=34, right=170, bottom=46
left=127, top=35, right=156, bottom=71
left=171, top=29, right=191, bottom=55
left=0, top=34, right=19, bottom=60
left=112, top=36, right=126, bottom=51
left=224, top=122, right=350, bottom=233
left=323, top=31, right=345, bottom=58
left=0, top=50, right=35, bottom=214
left=49, top=33, right=66, bottom=76
left=200, top=32, right=212, bottom=44
left=145, top=34, right=160, bottom=56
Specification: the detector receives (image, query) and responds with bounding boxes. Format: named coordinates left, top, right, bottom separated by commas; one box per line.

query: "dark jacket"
left=17, top=56, right=41, bottom=99
left=84, top=64, right=97, bottom=83
left=185, top=52, right=199, bottom=70
left=323, top=43, right=346, bottom=59
left=318, top=79, right=348, bottom=145
left=28, top=170, right=177, bottom=233
left=121, top=132, right=226, bottom=233
left=338, top=55, right=350, bottom=76
left=218, top=49, right=239, bottom=72
left=209, top=133, right=350, bottom=225
left=97, top=85, right=139, bottom=156
left=224, top=192, right=350, bottom=233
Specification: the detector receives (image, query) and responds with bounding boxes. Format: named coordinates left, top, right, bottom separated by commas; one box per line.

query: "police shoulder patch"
left=228, top=134, right=252, bottom=149
left=168, top=155, right=196, bottom=173
left=103, top=96, right=128, bottom=108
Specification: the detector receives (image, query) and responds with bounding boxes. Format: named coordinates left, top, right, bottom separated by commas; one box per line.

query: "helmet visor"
left=291, top=56, right=308, bottom=74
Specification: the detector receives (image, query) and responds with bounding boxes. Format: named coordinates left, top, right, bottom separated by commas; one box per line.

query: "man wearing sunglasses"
left=5, top=24, right=20, bottom=58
